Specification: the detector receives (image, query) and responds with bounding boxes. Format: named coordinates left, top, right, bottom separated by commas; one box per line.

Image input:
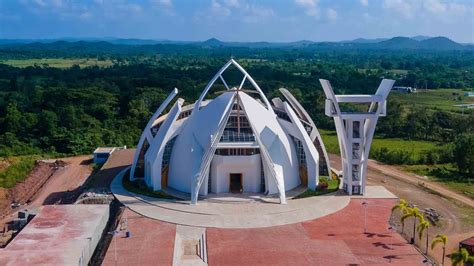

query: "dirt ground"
left=329, top=154, right=474, bottom=265
left=0, top=156, right=93, bottom=230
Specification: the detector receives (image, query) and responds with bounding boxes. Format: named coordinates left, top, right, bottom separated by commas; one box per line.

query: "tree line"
left=0, top=54, right=472, bottom=177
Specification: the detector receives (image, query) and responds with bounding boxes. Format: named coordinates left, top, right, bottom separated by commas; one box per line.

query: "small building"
left=453, top=104, right=474, bottom=109
left=465, top=92, right=474, bottom=97
left=93, top=147, right=117, bottom=164
left=393, top=86, right=416, bottom=93
left=460, top=236, right=474, bottom=256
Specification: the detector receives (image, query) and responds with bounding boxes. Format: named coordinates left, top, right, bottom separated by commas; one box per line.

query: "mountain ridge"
left=0, top=36, right=471, bottom=51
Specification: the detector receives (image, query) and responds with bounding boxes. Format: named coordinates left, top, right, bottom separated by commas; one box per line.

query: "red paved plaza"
left=102, top=209, right=176, bottom=266
left=103, top=199, right=424, bottom=265
left=207, top=199, right=423, bottom=265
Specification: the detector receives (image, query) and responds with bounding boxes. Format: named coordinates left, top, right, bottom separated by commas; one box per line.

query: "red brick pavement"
left=207, top=199, right=424, bottom=265
left=102, top=209, right=176, bottom=266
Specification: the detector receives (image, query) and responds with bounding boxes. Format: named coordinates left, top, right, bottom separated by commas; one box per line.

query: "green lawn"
left=0, top=58, right=114, bottom=68
left=294, top=177, right=339, bottom=198
left=0, top=156, right=40, bottom=188
left=389, top=88, right=474, bottom=113
left=319, top=129, right=439, bottom=162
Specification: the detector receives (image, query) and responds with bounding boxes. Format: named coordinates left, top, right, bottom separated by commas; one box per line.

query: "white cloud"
left=382, top=0, right=468, bottom=20
left=360, top=0, right=369, bottom=6
left=383, top=0, right=415, bottom=18
left=33, top=0, right=47, bottom=7
left=242, top=4, right=274, bottom=23
left=295, top=0, right=318, bottom=8
left=225, top=0, right=240, bottom=8
left=294, top=0, right=320, bottom=18
left=424, top=0, right=446, bottom=14
left=79, top=11, right=93, bottom=21
left=211, top=0, right=232, bottom=17
left=151, top=0, right=172, bottom=8
left=126, top=4, right=143, bottom=13
left=150, top=0, right=174, bottom=15
left=423, top=0, right=468, bottom=16
left=326, top=8, right=338, bottom=21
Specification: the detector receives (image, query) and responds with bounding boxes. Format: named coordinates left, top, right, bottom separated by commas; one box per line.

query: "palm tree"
left=392, top=199, right=408, bottom=233
left=401, top=207, right=423, bottom=244
left=450, top=248, right=474, bottom=266
left=416, top=217, right=430, bottom=254
left=431, top=234, right=448, bottom=265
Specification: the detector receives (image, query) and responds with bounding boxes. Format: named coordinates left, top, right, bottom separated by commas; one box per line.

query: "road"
left=29, top=155, right=93, bottom=206
left=329, top=153, right=474, bottom=265
left=1, top=156, right=93, bottom=230
left=366, top=158, right=473, bottom=208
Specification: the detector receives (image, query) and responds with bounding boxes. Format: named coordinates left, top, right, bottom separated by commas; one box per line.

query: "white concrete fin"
left=279, top=87, right=331, bottom=176
left=284, top=102, right=320, bottom=190
left=130, top=88, right=179, bottom=180
left=145, top=98, right=184, bottom=190
left=194, top=59, right=274, bottom=114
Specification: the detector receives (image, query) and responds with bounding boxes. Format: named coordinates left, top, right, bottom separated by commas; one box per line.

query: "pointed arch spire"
left=193, top=59, right=274, bottom=114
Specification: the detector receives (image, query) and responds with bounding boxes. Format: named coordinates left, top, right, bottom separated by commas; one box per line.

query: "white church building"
left=129, top=59, right=331, bottom=204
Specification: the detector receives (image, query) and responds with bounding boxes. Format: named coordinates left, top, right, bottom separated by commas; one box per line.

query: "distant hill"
left=0, top=36, right=470, bottom=55
left=410, top=35, right=432, bottom=41
left=202, top=38, right=224, bottom=46
left=419, top=36, right=464, bottom=50
left=378, top=37, right=420, bottom=49
left=345, top=38, right=389, bottom=43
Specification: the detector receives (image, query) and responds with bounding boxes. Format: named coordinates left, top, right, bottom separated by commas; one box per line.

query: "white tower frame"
left=320, top=79, right=394, bottom=195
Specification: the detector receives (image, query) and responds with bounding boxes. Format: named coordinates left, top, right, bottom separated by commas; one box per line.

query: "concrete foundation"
left=0, top=204, right=109, bottom=265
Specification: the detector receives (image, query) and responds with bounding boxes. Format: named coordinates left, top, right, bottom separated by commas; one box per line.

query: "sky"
left=0, top=0, right=473, bottom=43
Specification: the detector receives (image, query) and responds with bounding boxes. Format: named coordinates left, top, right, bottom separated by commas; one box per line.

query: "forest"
left=0, top=42, right=473, bottom=179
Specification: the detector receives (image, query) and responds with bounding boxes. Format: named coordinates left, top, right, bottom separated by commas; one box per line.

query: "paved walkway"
left=111, top=168, right=397, bottom=229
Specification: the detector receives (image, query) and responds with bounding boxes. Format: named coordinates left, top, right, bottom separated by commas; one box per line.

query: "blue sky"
left=0, top=0, right=473, bottom=43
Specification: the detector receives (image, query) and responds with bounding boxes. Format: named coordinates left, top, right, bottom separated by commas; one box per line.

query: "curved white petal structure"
left=144, top=98, right=184, bottom=190
left=129, top=59, right=328, bottom=205
left=283, top=102, right=319, bottom=190
left=130, top=88, right=178, bottom=180
left=279, top=88, right=331, bottom=176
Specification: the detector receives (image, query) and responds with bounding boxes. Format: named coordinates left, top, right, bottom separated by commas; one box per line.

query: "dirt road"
left=329, top=154, right=474, bottom=265
left=29, top=155, right=93, bottom=206
left=1, top=156, right=93, bottom=230
left=367, top=159, right=473, bottom=208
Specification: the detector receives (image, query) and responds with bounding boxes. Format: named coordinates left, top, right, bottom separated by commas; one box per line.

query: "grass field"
left=357, top=68, right=409, bottom=75
left=0, top=156, right=40, bottom=188
left=402, top=164, right=474, bottom=200
left=389, top=88, right=474, bottom=113
left=319, top=129, right=439, bottom=161
left=0, top=58, right=114, bottom=68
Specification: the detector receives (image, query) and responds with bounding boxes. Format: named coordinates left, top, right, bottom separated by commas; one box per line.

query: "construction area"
left=0, top=205, right=109, bottom=265
left=0, top=149, right=472, bottom=265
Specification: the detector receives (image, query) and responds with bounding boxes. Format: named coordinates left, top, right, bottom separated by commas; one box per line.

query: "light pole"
left=108, top=230, right=119, bottom=265
left=388, top=226, right=396, bottom=264
left=362, top=201, right=369, bottom=233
